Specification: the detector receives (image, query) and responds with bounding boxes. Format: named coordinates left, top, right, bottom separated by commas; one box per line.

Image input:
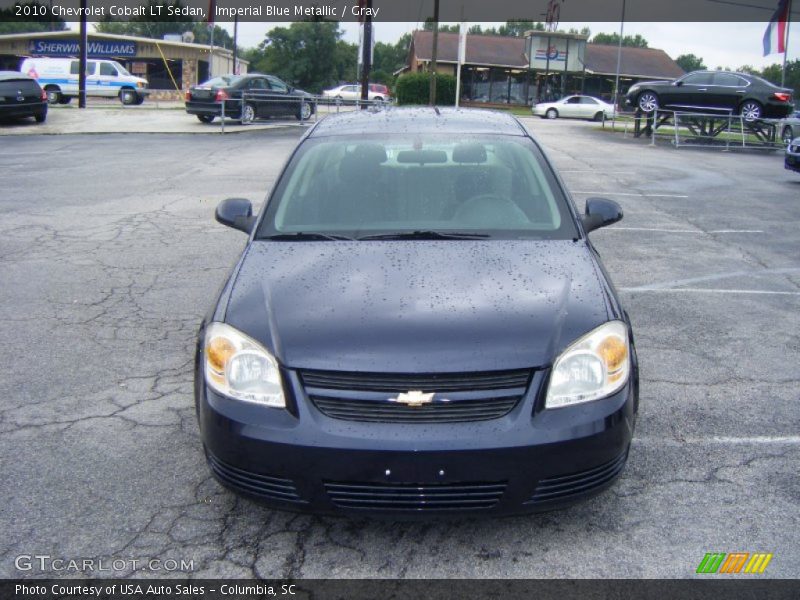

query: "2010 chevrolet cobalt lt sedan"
left=195, top=108, right=639, bottom=516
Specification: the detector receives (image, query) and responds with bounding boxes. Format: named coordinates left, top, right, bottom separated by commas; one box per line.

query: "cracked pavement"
left=0, top=120, right=798, bottom=579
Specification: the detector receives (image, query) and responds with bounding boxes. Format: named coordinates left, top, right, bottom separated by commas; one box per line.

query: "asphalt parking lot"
left=0, top=115, right=798, bottom=579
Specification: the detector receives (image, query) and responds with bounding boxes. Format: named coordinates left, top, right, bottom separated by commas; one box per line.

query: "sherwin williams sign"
left=29, top=39, right=137, bottom=58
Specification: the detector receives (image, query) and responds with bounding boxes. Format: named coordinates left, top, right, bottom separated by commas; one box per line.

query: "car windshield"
left=113, top=62, right=131, bottom=76
left=202, top=75, right=242, bottom=87
left=257, top=134, right=578, bottom=240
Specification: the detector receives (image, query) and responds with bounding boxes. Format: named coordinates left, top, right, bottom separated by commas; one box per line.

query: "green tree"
left=0, top=2, right=67, bottom=34
left=590, top=32, right=649, bottom=48
left=498, top=20, right=544, bottom=36
left=422, top=20, right=460, bottom=33
left=761, top=59, right=800, bottom=95
left=95, top=1, right=196, bottom=39
left=250, top=21, right=341, bottom=93
left=675, top=53, right=706, bottom=72
left=332, top=39, right=358, bottom=84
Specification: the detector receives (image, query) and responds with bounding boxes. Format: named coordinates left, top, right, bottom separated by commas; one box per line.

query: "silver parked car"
left=533, top=95, right=615, bottom=121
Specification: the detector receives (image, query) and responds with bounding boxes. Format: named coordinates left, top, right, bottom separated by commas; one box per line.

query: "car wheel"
left=739, top=100, right=763, bottom=121
left=546, top=108, right=558, bottom=119
left=197, top=114, right=215, bottom=124
left=58, top=96, right=72, bottom=105
left=45, top=87, right=61, bottom=104
left=133, top=95, right=145, bottom=106
left=297, top=101, right=312, bottom=121
left=637, top=91, right=659, bottom=113
left=241, top=103, right=256, bottom=124
left=119, top=89, right=137, bottom=105
left=34, top=112, right=46, bottom=123
left=782, top=126, right=795, bottom=145
left=593, top=111, right=604, bottom=121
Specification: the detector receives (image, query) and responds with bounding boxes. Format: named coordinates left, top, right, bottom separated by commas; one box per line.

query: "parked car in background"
left=185, top=73, right=314, bottom=123
left=533, top=95, right=615, bottom=121
left=625, top=70, right=794, bottom=120
left=195, top=108, right=639, bottom=517
left=322, top=83, right=388, bottom=103
left=786, top=136, right=800, bottom=174
left=20, top=57, right=149, bottom=105
left=0, top=71, right=47, bottom=123
left=779, top=110, right=800, bottom=145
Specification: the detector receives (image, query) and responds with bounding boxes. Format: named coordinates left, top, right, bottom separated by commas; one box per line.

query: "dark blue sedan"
left=195, top=108, right=639, bottom=516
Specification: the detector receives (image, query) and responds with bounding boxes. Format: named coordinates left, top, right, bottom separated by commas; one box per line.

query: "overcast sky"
left=215, top=21, right=797, bottom=71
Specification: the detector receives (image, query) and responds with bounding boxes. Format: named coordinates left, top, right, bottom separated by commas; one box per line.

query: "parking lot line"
left=621, top=287, right=800, bottom=295
left=606, top=227, right=765, bottom=234
left=636, top=436, right=800, bottom=445
left=570, top=191, right=689, bottom=198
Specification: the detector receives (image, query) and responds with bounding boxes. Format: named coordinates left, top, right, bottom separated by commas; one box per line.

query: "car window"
left=257, top=135, right=579, bottom=240
left=267, top=76, right=289, bottom=92
left=566, top=97, right=581, bottom=104
left=202, top=75, right=242, bottom=87
left=681, top=73, right=714, bottom=85
left=70, top=61, right=96, bottom=76
left=713, top=73, right=746, bottom=86
left=579, top=97, right=598, bottom=104
left=99, top=63, right=117, bottom=77
left=248, top=78, right=268, bottom=90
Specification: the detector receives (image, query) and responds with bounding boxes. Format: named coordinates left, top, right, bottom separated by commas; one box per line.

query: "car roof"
left=0, top=70, right=34, bottom=81
left=309, top=107, right=527, bottom=137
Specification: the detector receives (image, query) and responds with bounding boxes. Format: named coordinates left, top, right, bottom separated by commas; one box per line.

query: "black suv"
left=626, top=70, right=794, bottom=120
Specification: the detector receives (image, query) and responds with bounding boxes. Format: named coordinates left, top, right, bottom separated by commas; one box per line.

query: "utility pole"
left=360, top=0, right=373, bottom=106
left=429, top=0, right=439, bottom=105
left=782, top=0, right=792, bottom=87
left=612, top=0, right=626, bottom=126
left=233, top=15, right=239, bottom=74
left=78, top=0, right=87, bottom=109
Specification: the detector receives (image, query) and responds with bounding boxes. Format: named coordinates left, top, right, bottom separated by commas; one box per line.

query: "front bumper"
left=196, top=366, right=637, bottom=517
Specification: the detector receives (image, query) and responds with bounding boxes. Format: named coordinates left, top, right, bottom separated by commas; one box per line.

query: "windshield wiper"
left=358, top=230, right=491, bottom=241
left=263, top=232, right=355, bottom=241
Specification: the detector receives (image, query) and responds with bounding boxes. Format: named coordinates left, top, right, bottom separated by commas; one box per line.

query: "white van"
left=19, top=57, right=150, bottom=105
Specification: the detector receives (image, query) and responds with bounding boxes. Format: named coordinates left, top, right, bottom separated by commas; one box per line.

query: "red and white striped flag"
left=763, top=0, right=790, bottom=56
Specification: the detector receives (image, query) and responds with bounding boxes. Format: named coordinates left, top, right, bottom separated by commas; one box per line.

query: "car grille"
left=324, top=480, right=507, bottom=511
left=525, top=450, right=628, bottom=506
left=300, top=369, right=531, bottom=424
left=207, top=452, right=305, bottom=504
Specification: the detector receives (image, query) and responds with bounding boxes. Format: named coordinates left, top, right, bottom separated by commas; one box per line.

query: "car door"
left=577, top=96, right=601, bottom=118
left=669, top=72, right=714, bottom=110
left=245, top=77, right=270, bottom=118
left=266, top=75, right=292, bottom=115
left=97, top=61, right=120, bottom=98
left=709, top=72, right=748, bottom=113
left=68, top=60, right=96, bottom=96
left=560, top=96, right=582, bottom=117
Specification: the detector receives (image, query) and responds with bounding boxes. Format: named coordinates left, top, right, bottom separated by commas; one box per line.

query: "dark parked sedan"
left=626, top=70, right=794, bottom=120
left=0, top=71, right=47, bottom=123
left=195, top=108, right=639, bottom=516
left=786, top=137, right=800, bottom=174
left=185, top=73, right=314, bottom=123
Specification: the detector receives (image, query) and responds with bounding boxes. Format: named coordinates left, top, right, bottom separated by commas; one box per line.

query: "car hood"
left=224, top=240, right=611, bottom=373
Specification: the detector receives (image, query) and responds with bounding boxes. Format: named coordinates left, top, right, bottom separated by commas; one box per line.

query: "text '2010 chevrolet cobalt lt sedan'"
left=195, top=108, right=639, bottom=516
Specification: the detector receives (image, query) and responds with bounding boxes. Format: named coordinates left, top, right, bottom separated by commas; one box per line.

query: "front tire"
left=197, top=114, right=215, bottom=124
left=739, top=100, right=763, bottom=121
left=546, top=108, right=558, bottom=119
left=782, top=126, right=795, bottom=145
left=119, top=89, right=137, bottom=105
left=34, top=112, right=46, bottom=123
left=637, top=91, right=659, bottom=113
left=58, top=96, right=72, bottom=105
left=593, top=111, right=604, bottom=121
left=45, top=87, right=62, bottom=105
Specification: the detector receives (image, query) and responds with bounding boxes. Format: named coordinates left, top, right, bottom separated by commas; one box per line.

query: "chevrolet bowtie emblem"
left=390, top=390, right=434, bottom=407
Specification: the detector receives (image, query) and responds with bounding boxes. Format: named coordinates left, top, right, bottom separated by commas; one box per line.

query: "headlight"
left=545, top=321, right=630, bottom=409
left=203, top=322, right=285, bottom=408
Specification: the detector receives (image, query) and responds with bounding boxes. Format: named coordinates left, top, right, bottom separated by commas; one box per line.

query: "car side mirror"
left=675, top=81, right=683, bottom=86
left=582, top=197, right=623, bottom=233
left=216, top=198, right=256, bottom=234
